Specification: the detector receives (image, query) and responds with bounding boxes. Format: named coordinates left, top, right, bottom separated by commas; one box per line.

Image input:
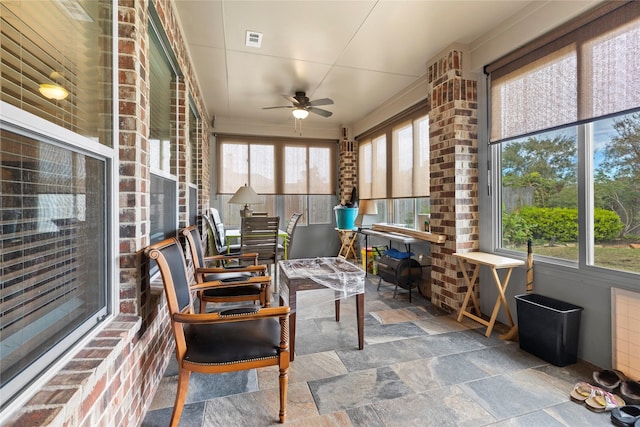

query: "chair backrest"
left=284, top=212, right=303, bottom=258
left=241, top=216, right=280, bottom=265
left=203, top=214, right=224, bottom=255
left=181, top=225, right=207, bottom=282
left=210, top=208, right=226, bottom=248
left=145, top=238, right=193, bottom=315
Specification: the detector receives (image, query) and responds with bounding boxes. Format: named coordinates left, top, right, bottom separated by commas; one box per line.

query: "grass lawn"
left=515, top=244, right=640, bottom=274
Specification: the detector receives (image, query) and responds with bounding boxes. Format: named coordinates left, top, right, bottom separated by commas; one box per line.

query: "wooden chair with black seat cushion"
left=181, top=225, right=271, bottom=313
left=145, top=237, right=290, bottom=426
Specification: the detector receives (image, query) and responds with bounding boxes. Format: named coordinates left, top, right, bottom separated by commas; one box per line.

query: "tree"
left=597, top=113, right=640, bottom=237
left=502, top=134, right=577, bottom=207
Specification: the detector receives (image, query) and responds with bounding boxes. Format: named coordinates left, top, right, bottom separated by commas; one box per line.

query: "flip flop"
left=611, top=405, right=640, bottom=427
left=570, top=382, right=598, bottom=403
left=593, top=369, right=628, bottom=392
left=586, top=388, right=625, bottom=412
left=621, top=381, right=640, bottom=405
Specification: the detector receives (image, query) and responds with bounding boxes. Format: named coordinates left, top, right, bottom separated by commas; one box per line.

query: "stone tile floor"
left=142, top=275, right=613, bottom=426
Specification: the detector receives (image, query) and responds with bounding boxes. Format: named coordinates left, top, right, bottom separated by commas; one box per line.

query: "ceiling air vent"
left=245, top=31, right=263, bottom=48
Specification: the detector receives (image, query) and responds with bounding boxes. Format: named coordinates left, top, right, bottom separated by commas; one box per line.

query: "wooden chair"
left=145, top=237, right=290, bottom=426
left=241, top=216, right=280, bottom=275
left=278, top=212, right=302, bottom=260
left=181, top=225, right=271, bottom=312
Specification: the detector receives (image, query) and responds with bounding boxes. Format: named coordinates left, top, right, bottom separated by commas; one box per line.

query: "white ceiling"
left=173, top=1, right=591, bottom=136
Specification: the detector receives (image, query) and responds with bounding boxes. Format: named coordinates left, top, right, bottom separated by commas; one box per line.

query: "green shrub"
left=502, top=210, right=533, bottom=245
left=517, top=206, right=622, bottom=242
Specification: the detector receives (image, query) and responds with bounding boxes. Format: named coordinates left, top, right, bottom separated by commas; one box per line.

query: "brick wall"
left=5, top=0, right=210, bottom=425
left=338, top=131, right=358, bottom=205
left=428, top=50, right=479, bottom=312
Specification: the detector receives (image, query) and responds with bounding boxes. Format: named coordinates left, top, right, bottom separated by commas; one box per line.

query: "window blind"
left=487, top=1, right=640, bottom=143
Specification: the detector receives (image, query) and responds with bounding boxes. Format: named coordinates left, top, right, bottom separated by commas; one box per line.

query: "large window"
left=0, top=0, right=113, bottom=410
left=488, top=2, right=640, bottom=275
left=217, top=135, right=336, bottom=227
left=357, top=103, right=430, bottom=228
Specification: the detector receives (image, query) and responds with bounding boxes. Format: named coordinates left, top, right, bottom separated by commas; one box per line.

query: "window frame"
left=487, top=1, right=640, bottom=279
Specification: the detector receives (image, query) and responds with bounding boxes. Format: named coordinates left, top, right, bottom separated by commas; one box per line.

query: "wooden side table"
left=336, top=228, right=358, bottom=260
left=454, top=252, right=524, bottom=337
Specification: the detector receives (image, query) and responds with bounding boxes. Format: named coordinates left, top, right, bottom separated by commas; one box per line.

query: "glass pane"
left=1, top=129, right=106, bottom=399
left=372, top=135, right=387, bottom=199
left=284, top=146, right=307, bottom=194
left=219, top=142, right=248, bottom=193
left=149, top=29, right=175, bottom=173
left=0, top=1, right=113, bottom=147
left=592, top=112, right=640, bottom=274
left=309, top=146, right=331, bottom=194
left=308, top=195, right=332, bottom=224
left=392, top=122, right=413, bottom=198
left=150, top=174, right=176, bottom=244
left=491, top=45, right=576, bottom=142
left=284, top=195, right=306, bottom=226
left=500, top=127, right=578, bottom=261
left=250, top=144, right=275, bottom=193
left=358, top=140, right=372, bottom=199
left=414, top=115, right=430, bottom=197
left=392, top=198, right=416, bottom=228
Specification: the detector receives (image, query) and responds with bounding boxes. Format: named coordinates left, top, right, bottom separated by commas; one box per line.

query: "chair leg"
left=279, top=365, right=288, bottom=423
left=170, top=367, right=191, bottom=427
left=199, top=297, right=206, bottom=313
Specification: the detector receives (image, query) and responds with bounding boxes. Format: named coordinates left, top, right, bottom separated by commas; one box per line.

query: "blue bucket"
left=335, top=207, right=358, bottom=229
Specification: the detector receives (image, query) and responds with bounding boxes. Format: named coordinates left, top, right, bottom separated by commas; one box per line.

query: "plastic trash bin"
left=515, top=293, right=583, bottom=367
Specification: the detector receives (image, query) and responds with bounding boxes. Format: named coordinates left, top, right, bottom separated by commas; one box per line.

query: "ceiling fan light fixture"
left=39, top=83, right=69, bottom=100
left=292, top=108, right=309, bottom=120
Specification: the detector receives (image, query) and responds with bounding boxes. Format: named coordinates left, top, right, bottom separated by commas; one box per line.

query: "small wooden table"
left=454, top=252, right=524, bottom=337
left=279, top=257, right=365, bottom=361
left=336, top=228, right=358, bottom=260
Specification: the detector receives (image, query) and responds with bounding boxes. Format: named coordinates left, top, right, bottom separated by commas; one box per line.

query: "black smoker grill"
left=376, top=255, right=423, bottom=302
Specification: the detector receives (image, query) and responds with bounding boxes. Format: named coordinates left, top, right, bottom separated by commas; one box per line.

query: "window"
left=149, top=14, right=179, bottom=245
left=357, top=102, right=430, bottom=228
left=217, top=135, right=336, bottom=227
left=488, top=1, right=640, bottom=275
left=0, top=0, right=113, bottom=409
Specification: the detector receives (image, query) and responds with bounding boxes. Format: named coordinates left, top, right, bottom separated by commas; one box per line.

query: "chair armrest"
left=196, top=264, right=267, bottom=275
left=190, top=276, right=271, bottom=291
left=204, top=252, right=259, bottom=264
left=173, top=305, right=290, bottom=324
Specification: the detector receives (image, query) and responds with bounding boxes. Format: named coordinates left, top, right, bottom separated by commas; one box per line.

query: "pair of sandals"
left=593, top=369, right=640, bottom=405
left=570, top=381, right=625, bottom=412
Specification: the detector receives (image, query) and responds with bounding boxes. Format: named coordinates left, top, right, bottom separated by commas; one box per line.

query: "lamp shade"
left=292, top=108, right=309, bottom=119
left=358, top=200, right=378, bottom=215
left=354, top=199, right=378, bottom=228
left=229, top=184, right=262, bottom=205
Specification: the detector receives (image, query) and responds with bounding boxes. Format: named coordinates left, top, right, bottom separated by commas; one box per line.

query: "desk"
left=225, top=229, right=288, bottom=258
left=454, top=252, right=524, bottom=337
left=359, top=228, right=421, bottom=277
left=278, top=257, right=365, bottom=361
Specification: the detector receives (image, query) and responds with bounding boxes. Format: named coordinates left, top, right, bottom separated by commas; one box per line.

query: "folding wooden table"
left=454, top=252, right=524, bottom=337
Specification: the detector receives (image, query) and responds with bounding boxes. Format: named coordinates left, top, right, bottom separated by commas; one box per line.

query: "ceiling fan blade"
left=308, top=98, right=333, bottom=107
left=262, top=105, right=293, bottom=110
left=282, top=94, right=301, bottom=106
left=308, top=107, right=333, bottom=117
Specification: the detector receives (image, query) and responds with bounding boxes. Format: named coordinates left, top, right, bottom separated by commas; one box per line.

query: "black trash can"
left=515, top=293, right=583, bottom=367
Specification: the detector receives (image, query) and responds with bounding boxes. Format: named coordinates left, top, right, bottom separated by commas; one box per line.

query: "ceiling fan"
left=263, top=91, right=333, bottom=119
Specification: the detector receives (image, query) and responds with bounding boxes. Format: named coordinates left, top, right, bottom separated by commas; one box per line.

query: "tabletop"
left=453, top=252, right=524, bottom=269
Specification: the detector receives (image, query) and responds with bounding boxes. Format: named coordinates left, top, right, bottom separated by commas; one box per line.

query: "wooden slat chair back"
left=145, top=237, right=290, bottom=426
left=181, top=225, right=270, bottom=312
left=241, top=216, right=280, bottom=271
left=279, top=212, right=302, bottom=260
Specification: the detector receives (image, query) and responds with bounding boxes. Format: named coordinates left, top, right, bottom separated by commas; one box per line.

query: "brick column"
left=118, top=0, right=149, bottom=317
left=428, top=50, right=479, bottom=312
left=338, top=129, right=357, bottom=204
